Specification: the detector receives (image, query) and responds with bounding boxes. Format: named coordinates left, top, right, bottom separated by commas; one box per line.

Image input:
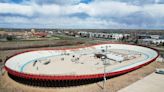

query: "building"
left=76, top=31, right=130, bottom=40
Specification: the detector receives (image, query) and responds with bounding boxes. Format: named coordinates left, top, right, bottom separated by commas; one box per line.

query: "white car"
left=156, top=68, right=164, bottom=74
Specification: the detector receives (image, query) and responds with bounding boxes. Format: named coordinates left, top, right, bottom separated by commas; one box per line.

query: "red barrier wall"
left=4, top=42, right=159, bottom=81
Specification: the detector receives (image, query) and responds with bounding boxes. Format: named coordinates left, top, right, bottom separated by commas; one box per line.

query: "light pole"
left=103, top=45, right=108, bottom=92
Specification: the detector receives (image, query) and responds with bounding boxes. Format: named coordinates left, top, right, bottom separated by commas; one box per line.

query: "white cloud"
left=36, top=4, right=61, bottom=16
left=143, top=4, right=164, bottom=17
left=0, top=0, right=164, bottom=29
left=1, top=1, right=164, bottom=18
left=0, top=3, right=34, bottom=16
left=84, top=1, right=141, bottom=17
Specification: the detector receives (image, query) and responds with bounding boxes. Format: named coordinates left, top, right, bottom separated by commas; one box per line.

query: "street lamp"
left=103, top=45, right=108, bottom=92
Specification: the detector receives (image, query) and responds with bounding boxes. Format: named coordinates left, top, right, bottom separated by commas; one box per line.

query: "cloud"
left=0, top=3, right=34, bottom=16
left=31, top=0, right=81, bottom=5
left=0, top=0, right=164, bottom=29
left=84, top=1, right=141, bottom=17
left=0, top=15, right=134, bottom=29
left=113, top=0, right=163, bottom=5
left=143, top=4, right=164, bottom=18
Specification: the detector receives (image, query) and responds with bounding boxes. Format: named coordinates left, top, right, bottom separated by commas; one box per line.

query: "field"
left=0, top=35, right=104, bottom=60
left=0, top=35, right=164, bottom=92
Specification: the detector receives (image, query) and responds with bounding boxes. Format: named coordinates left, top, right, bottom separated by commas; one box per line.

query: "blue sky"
left=0, top=0, right=164, bottom=29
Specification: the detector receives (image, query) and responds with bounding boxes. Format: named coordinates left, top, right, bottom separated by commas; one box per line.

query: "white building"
left=142, top=38, right=164, bottom=44
left=150, top=35, right=160, bottom=39
left=112, top=33, right=123, bottom=40
left=152, top=39, right=164, bottom=44
left=77, top=31, right=130, bottom=40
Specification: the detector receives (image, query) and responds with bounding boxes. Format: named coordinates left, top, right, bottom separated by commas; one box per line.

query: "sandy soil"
left=23, top=50, right=145, bottom=75
left=1, top=61, right=164, bottom=92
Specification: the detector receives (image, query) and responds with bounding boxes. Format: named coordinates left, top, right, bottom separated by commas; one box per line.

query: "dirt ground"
left=0, top=60, right=164, bottom=92
left=0, top=40, right=164, bottom=92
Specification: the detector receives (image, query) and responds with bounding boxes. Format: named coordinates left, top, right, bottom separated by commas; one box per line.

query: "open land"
left=0, top=35, right=164, bottom=92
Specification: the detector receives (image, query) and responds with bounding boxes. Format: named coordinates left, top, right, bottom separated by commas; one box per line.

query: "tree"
left=134, top=39, right=138, bottom=44
left=121, top=36, right=125, bottom=42
left=0, top=59, right=2, bottom=63
left=6, top=35, right=13, bottom=41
